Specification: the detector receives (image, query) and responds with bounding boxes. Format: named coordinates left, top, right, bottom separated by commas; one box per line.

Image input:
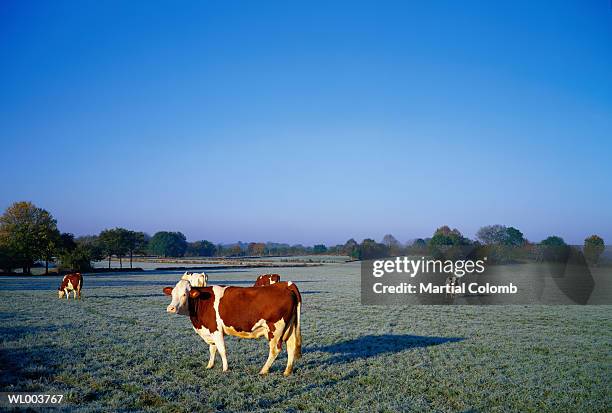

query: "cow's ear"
left=189, top=289, right=200, bottom=299
left=163, top=287, right=173, bottom=296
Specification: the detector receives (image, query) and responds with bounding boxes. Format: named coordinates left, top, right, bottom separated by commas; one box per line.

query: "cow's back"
left=60, top=273, right=82, bottom=291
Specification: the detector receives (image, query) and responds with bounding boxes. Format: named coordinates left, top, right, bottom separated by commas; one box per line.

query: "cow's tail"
left=287, top=282, right=302, bottom=358
left=78, top=274, right=83, bottom=298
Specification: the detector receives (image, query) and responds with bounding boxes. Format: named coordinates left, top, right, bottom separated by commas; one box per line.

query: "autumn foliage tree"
left=247, top=242, right=266, bottom=256
left=584, top=235, right=605, bottom=265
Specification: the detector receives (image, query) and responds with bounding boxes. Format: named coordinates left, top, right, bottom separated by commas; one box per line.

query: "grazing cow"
left=181, top=271, right=208, bottom=287
left=58, top=273, right=83, bottom=300
left=445, top=275, right=459, bottom=298
left=163, top=280, right=302, bottom=376
left=254, top=273, right=280, bottom=287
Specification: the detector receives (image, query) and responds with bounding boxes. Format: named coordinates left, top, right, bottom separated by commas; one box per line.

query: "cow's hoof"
left=259, top=370, right=269, bottom=376
left=206, top=365, right=214, bottom=369
left=283, top=371, right=292, bottom=377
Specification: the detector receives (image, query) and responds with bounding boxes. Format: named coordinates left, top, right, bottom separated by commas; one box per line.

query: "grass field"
left=0, top=263, right=610, bottom=412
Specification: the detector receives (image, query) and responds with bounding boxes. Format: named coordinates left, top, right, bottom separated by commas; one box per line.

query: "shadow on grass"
left=0, top=326, right=67, bottom=390
left=0, top=325, right=59, bottom=338
left=88, top=293, right=163, bottom=299
left=307, top=334, right=464, bottom=364
left=257, top=335, right=464, bottom=409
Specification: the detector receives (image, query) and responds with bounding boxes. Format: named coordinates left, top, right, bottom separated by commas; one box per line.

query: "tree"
left=186, top=240, right=217, bottom=257
left=125, top=231, right=147, bottom=268
left=215, top=243, right=226, bottom=257
left=476, top=225, right=507, bottom=245
left=147, top=231, right=187, bottom=257
left=358, top=239, right=389, bottom=260
left=229, top=244, right=242, bottom=257
left=114, top=228, right=133, bottom=268
left=428, top=226, right=472, bottom=260
left=75, top=235, right=105, bottom=261
left=540, top=235, right=569, bottom=262
left=60, top=233, right=77, bottom=252
left=98, top=229, right=121, bottom=268
left=584, top=235, right=605, bottom=266
left=382, top=234, right=401, bottom=256
left=412, top=239, right=427, bottom=248
left=429, top=226, right=470, bottom=247
left=313, top=244, right=327, bottom=254
left=0, top=243, right=16, bottom=273
left=0, top=201, right=59, bottom=274
left=382, top=234, right=399, bottom=248
left=476, top=225, right=525, bottom=246
left=59, top=235, right=105, bottom=272
left=541, top=236, right=566, bottom=247
left=505, top=227, right=525, bottom=246
left=247, top=242, right=266, bottom=256
left=59, top=244, right=94, bottom=272
left=40, top=228, right=62, bottom=275
left=342, top=239, right=359, bottom=258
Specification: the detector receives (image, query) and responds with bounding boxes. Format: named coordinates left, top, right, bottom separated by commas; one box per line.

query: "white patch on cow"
left=212, top=285, right=227, bottom=326
left=270, top=279, right=276, bottom=284
left=194, top=325, right=214, bottom=344
left=167, top=279, right=191, bottom=315
left=287, top=281, right=292, bottom=286
left=211, top=329, right=228, bottom=371
left=251, top=319, right=267, bottom=332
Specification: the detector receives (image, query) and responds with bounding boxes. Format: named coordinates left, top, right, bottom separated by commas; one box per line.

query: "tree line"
left=341, top=225, right=606, bottom=265
left=0, top=201, right=607, bottom=274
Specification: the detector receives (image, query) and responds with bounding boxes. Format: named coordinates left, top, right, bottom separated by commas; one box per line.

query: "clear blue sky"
left=1, top=1, right=611, bottom=245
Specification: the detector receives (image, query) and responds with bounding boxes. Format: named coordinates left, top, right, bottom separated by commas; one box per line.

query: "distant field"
left=90, top=255, right=349, bottom=270
left=0, top=263, right=610, bottom=412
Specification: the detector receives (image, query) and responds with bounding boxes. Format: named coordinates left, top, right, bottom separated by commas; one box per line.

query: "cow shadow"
left=307, top=334, right=464, bottom=365
left=0, top=326, right=67, bottom=389
left=256, top=334, right=464, bottom=409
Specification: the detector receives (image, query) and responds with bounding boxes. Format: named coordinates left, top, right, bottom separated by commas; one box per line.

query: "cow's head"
left=163, top=279, right=194, bottom=315
left=58, top=288, right=65, bottom=299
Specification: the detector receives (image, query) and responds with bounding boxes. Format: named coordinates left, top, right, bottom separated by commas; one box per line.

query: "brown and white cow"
left=163, top=280, right=302, bottom=376
left=181, top=271, right=208, bottom=287
left=58, top=273, right=83, bottom=300
left=253, top=273, right=280, bottom=287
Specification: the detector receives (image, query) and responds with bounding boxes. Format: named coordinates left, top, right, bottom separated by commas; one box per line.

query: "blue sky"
left=1, top=1, right=611, bottom=245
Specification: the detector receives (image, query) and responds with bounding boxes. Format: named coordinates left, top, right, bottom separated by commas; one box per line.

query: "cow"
left=163, top=280, right=302, bottom=376
left=58, top=273, right=83, bottom=300
left=181, top=271, right=208, bottom=287
left=254, top=273, right=280, bottom=287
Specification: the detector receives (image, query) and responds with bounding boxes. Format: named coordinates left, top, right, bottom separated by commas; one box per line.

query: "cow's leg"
left=284, top=325, right=298, bottom=376
left=206, top=344, right=217, bottom=369
left=212, top=332, right=228, bottom=372
left=260, top=338, right=282, bottom=375
left=260, top=320, right=285, bottom=375
left=64, top=289, right=69, bottom=300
